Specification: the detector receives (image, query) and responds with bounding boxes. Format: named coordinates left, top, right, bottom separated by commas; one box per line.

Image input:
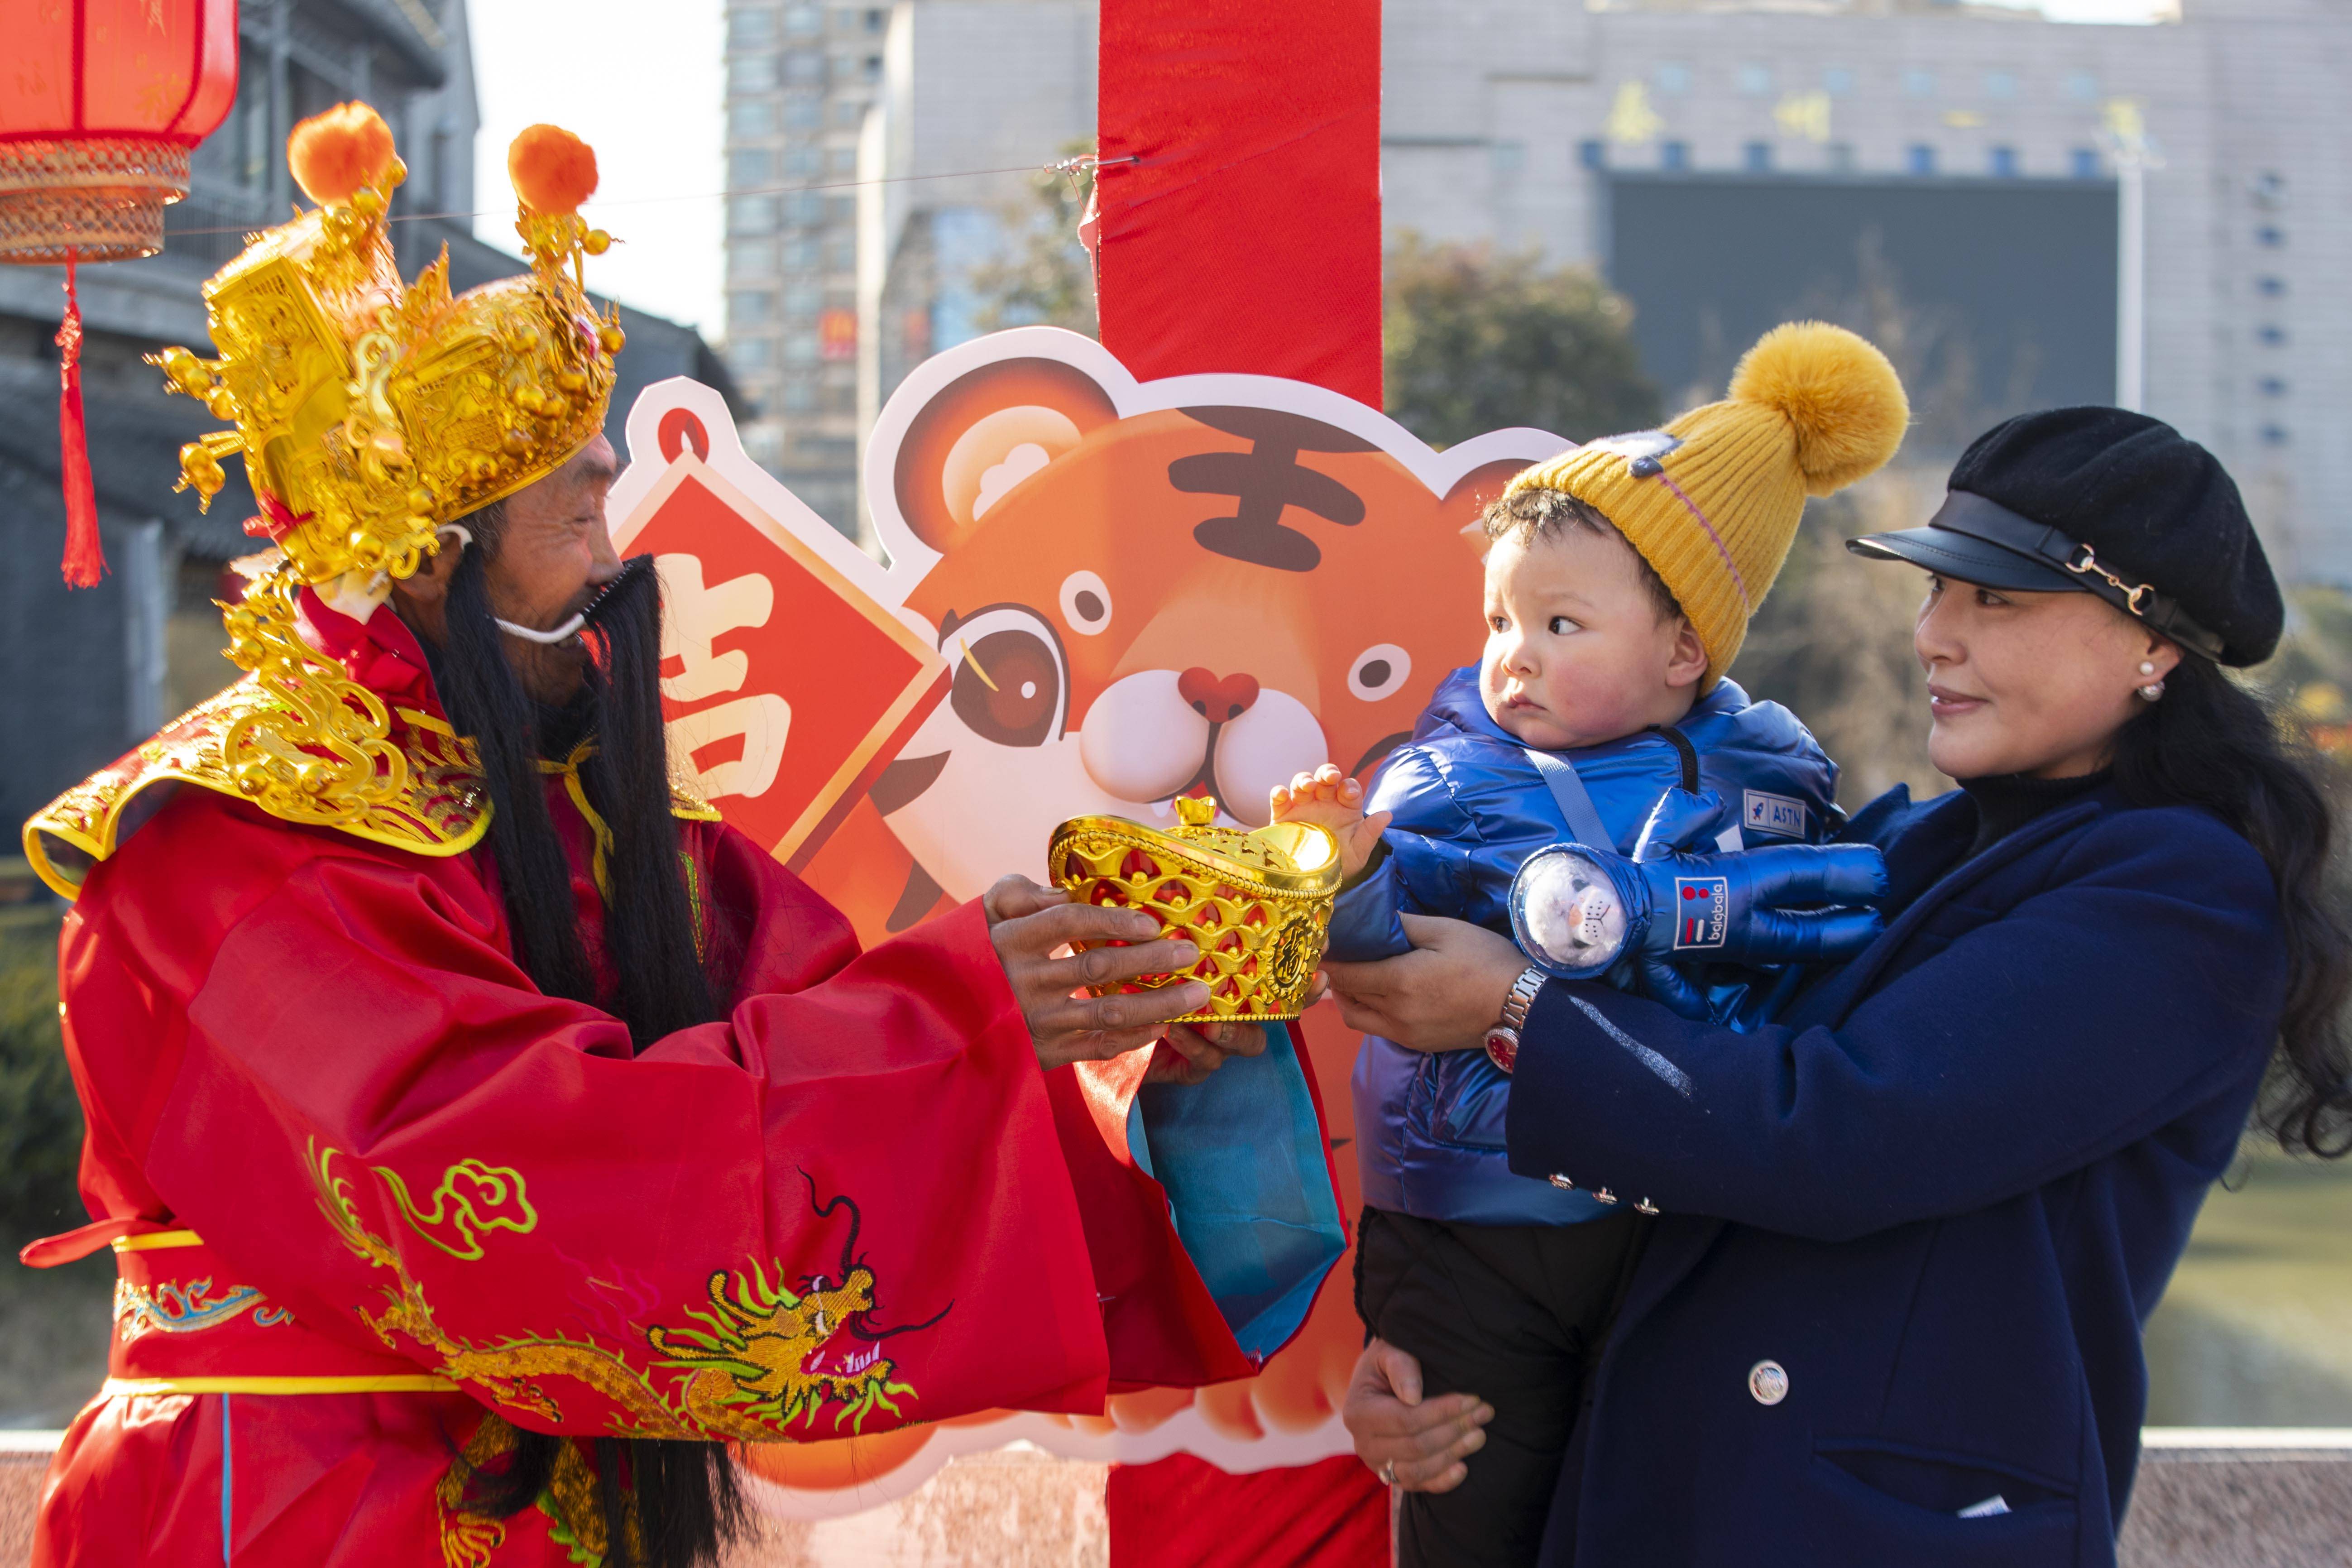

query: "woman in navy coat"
left=1326, top=408, right=2352, bottom=1567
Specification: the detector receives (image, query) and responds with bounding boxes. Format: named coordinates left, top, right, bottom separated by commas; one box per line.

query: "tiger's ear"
left=1446, top=458, right=1523, bottom=561
left=890, top=357, right=1119, bottom=555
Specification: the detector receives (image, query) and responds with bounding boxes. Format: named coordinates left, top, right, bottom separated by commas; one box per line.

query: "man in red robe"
left=19, top=109, right=1342, bottom=1568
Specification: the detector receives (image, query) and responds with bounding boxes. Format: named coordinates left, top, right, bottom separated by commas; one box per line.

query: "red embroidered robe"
left=23, top=596, right=1326, bottom=1566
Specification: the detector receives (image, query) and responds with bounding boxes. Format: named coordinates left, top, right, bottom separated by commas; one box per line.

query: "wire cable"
left=162, top=154, right=1133, bottom=238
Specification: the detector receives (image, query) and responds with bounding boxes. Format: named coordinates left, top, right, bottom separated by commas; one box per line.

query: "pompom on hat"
left=1505, top=321, right=1909, bottom=686
left=508, top=124, right=599, bottom=216
left=287, top=102, right=398, bottom=207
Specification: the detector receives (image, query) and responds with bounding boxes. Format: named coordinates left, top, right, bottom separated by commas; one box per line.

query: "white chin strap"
left=435, top=524, right=587, bottom=645
left=498, top=613, right=587, bottom=645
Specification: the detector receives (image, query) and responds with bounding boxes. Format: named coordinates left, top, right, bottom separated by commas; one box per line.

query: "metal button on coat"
left=1549, top=1174, right=1575, bottom=1190
left=1748, top=1360, right=1790, bottom=1405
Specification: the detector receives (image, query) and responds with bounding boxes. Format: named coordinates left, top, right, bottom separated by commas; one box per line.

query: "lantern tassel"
left=57, top=259, right=105, bottom=589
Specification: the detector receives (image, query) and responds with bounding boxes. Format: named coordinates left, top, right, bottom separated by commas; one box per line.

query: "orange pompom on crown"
left=287, top=102, right=398, bottom=207
left=509, top=125, right=599, bottom=216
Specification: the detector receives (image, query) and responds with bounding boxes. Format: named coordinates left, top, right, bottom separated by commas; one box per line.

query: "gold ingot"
left=584, top=229, right=611, bottom=255
left=500, top=430, right=529, bottom=456
left=205, top=386, right=240, bottom=421
left=406, top=486, right=435, bottom=513
left=554, top=368, right=588, bottom=394
left=1047, top=795, right=1339, bottom=1023
left=598, top=324, right=626, bottom=355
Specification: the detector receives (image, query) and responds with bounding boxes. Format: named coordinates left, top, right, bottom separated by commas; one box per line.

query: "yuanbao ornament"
left=0, top=0, right=240, bottom=586
left=1048, top=796, right=1339, bottom=1023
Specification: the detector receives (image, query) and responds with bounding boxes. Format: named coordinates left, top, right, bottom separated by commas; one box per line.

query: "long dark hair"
left=428, top=502, right=745, bottom=1566
left=2109, top=652, right=2352, bottom=1157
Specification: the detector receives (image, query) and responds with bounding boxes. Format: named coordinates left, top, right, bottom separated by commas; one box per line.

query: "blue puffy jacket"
left=1330, top=666, right=1839, bottom=1226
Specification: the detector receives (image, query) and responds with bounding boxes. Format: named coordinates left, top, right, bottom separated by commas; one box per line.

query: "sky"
left=469, top=0, right=727, bottom=338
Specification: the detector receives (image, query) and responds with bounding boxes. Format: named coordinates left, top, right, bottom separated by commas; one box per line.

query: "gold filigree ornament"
left=1048, top=796, right=1340, bottom=1022
left=215, top=560, right=414, bottom=830
left=20, top=657, right=492, bottom=900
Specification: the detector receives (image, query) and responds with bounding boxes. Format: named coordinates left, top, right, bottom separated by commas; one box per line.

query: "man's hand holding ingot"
left=985, top=875, right=1216, bottom=1073
left=1148, top=1017, right=1270, bottom=1085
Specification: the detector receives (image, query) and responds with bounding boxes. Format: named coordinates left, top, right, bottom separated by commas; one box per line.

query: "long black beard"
left=428, top=535, right=745, bottom=1568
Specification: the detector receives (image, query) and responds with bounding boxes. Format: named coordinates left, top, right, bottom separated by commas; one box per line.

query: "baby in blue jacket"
left=1272, top=322, right=1909, bottom=1565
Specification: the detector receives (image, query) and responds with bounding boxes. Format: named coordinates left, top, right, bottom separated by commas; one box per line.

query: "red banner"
left=1094, top=0, right=1383, bottom=406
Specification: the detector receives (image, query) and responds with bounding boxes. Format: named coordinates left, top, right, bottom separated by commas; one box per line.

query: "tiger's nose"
left=1178, top=667, right=1260, bottom=723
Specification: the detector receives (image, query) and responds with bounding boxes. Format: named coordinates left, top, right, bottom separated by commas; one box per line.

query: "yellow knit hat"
left=1503, top=321, right=1908, bottom=686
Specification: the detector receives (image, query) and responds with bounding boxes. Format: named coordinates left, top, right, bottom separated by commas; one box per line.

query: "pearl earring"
left=2140, top=662, right=2157, bottom=676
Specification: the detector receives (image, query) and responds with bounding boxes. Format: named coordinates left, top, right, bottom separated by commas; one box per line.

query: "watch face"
left=1484, top=1028, right=1518, bottom=1073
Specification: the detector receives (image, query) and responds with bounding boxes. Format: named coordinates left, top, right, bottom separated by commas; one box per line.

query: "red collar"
left=296, top=588, right=443, bottom=715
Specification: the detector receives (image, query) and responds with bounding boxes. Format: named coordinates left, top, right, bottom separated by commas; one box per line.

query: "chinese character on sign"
left=617, top=454, right=945, bottom=868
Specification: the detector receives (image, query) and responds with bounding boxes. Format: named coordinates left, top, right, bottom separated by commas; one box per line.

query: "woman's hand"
left=985, top=876, right=1211, bottom=1072
left=1322, top=913, right=1527, bottom=1053
left=1145, top=1018, right=1270, bottom=1085
left=1343, top=1338, right=1493, bottom=1493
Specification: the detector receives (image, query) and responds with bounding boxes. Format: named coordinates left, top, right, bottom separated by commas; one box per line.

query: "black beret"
left=1850, top=408, right=2284, bottom=666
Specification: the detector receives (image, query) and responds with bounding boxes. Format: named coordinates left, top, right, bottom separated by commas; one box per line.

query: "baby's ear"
left=888, top=357, right=1118, bottom=555
left=1666, top=618, right=1710, bottom=688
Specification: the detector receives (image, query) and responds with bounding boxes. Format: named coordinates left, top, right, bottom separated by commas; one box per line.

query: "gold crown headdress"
left=117, top=106, right=628, bottom=846
left=1048, top=796, right=1340, bottom=1022
left=152, top=103, right=623, bottom=598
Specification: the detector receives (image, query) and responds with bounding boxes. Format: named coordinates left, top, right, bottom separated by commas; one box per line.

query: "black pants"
left=1354, top=1204, right=1648, bottom=1568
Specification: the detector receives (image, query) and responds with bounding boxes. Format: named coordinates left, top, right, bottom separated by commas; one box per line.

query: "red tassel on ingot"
left=57, top=259, right=105, bottom=589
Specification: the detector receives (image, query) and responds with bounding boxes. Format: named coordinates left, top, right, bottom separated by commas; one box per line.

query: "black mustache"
left=578, top=554, right=655, bottom=630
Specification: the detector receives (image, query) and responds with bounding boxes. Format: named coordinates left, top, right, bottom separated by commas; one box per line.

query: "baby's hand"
left=1269, top=764, right=1393, bottom=880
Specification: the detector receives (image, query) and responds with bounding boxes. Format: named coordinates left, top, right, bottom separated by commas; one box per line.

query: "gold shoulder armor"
left=22, top=680, right=489, bottom=901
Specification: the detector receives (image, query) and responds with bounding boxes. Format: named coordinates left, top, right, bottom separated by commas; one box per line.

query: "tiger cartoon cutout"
left=607, top=325, right=1569, bottom=1511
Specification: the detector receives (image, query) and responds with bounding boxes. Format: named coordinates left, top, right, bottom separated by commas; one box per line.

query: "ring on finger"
left=1379, top=1459, right=1397, bottom=1487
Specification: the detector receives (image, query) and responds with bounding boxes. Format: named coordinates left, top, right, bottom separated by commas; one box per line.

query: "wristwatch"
left=1483, top=965, right=1547, bottom=1074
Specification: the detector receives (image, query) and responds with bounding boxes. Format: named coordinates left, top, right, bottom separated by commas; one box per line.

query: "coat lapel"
left=1801, top=792, right=2108, bottom=1027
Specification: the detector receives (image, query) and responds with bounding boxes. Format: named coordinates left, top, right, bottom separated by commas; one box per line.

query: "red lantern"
left=0, top=0, right=240, bottom=262
left=0, top=0, right=240, bottom=584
